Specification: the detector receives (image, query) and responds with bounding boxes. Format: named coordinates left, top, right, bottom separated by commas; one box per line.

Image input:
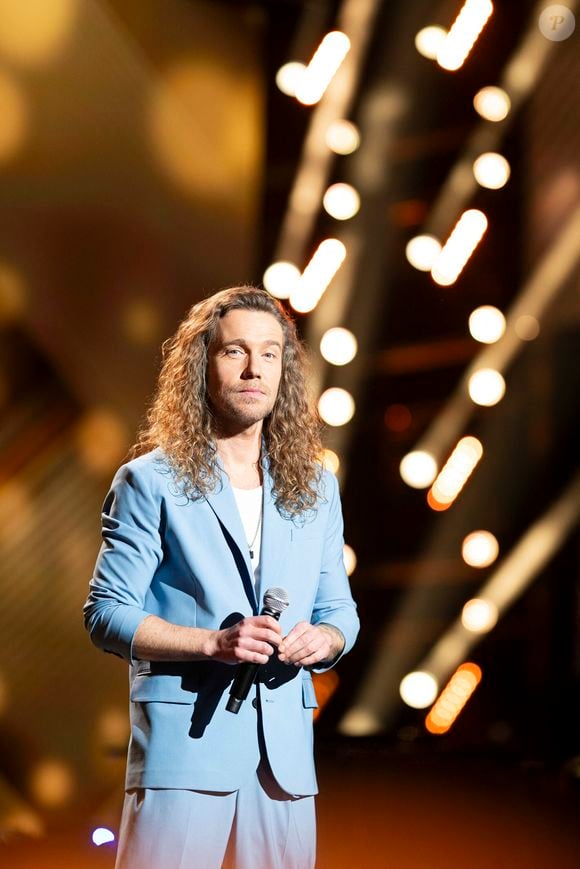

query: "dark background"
left=0, top=1, right=578, bottom=865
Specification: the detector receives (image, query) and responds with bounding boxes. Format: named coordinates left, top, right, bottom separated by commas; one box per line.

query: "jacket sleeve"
left=83, top=461, right=163, bottom=662
left=310, top=471, right=359, bottom=671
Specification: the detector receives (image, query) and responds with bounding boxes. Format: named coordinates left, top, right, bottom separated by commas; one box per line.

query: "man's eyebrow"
left=221, top=338, right=283, bottom=349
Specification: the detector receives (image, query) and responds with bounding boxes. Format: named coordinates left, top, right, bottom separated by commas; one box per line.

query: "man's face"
left=207, top=309, right=284, bottom=433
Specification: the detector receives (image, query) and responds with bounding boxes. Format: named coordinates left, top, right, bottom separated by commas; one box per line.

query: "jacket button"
left=252, top=698, right=258, bottom=709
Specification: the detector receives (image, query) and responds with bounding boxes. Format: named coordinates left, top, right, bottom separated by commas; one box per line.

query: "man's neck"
left=215, top=423, right=264, bottom=489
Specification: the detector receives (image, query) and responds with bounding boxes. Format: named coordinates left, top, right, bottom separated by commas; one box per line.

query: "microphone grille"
left=263, top=586, right=289, bottom=614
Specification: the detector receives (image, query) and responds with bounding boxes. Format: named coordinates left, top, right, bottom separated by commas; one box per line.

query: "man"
left=84, top=286, right=359, bottom=868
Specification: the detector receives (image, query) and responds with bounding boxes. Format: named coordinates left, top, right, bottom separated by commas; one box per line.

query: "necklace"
left=248, top=509, right=262, bottom=560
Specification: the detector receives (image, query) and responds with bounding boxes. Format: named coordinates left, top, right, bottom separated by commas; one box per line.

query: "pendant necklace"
left=248, top=510, right=262, bottom=560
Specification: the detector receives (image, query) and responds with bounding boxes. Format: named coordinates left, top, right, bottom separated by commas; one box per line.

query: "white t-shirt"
left=231, top=485, right=263, bottom=588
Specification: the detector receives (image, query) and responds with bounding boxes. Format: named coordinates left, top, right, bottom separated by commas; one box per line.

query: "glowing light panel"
left=437, top=0, right=494, bottom=72
left=295, top=31, right=350, bottom=105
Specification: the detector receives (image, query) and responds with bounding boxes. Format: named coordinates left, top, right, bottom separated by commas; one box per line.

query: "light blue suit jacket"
left=84, top=448, right=359, bottom=796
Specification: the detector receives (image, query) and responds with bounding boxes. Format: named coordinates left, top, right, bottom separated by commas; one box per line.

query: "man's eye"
left=226, top=348, right=243, bottom=356
left=263, top=352, right=277, bottom=360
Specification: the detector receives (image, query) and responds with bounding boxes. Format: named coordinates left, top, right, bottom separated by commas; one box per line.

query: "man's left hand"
left=278, top=622, right=344, bottom=668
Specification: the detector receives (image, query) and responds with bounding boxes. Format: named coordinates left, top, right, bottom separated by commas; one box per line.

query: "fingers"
left=221, top=617, right=281, bottom=665
left=278, top=622, right=331, bottom=667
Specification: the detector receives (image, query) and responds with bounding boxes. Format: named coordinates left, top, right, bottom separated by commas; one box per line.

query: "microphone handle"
left=226, top=605, right=281, bottom=714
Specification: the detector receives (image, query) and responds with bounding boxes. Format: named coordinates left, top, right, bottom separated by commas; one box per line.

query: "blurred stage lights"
left=514, top=314, right=540, bottom=341
left=320, top=448, right=340, bottom=474
left=275, top=61, right=306, bottom=97
left=318, top=387, right=355, bottom=427
left=468, top=305, right=506, bottom=343
left=427, top=436, right=483, bottom=510
left=425, top=663, right=482, bottom=734
left=400, top=450, right=438, bottom=489
left=462, top=530, right=499, bottom=567
left=414, top=25, right=447, bottom=60
left=0, top=0, right=78, bottom=66
left=400, top=671, right=439, bottom=709
left=0, top=71, right=28, bottom=162
left=473, top=85, right=511, bottom=121
left=431, top=209, right=487, bottom=286
left=295, top=31, right=350, bottom=106
left=405, top=234, right=442, bottom=271
left=290, top=238, right=346, bottom=313
left=325, top=119, right=360, bottom=155
left=323, top=183, right=360, bottom=220
left=320, top=327, right=358, bottom=366
left=92, top=828, right=115, bottom=847
left=343, top=544, right=357, bottom=576
left=30, top=759, right=74, bottom=808
left=462, top=597, right=498, bottom=632
left=436, top=0, right=494, bottom=72
left=468, top=368, right=506, bottom=406
left=473, top=152, right=511, bottom=189
left=263, top=261, right=301, bottom=299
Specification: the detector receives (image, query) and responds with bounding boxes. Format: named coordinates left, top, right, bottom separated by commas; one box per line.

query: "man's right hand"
left=205, top=616, right=282, bottom=665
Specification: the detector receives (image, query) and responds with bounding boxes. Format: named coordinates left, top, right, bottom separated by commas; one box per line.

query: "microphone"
left=226, top=587, right=289, bottom=714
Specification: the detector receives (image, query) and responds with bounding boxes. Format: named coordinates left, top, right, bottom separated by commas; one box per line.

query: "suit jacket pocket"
left=130, top=672, right=197, bottom=704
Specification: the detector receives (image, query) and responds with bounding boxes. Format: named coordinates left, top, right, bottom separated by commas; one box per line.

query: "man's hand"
left=205, top=616, right=282, bottom=665
left=278, top=622, right=345, bottom=668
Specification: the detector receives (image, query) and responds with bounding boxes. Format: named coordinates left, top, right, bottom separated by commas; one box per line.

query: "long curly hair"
left=132, top=286, right=323, bottom=515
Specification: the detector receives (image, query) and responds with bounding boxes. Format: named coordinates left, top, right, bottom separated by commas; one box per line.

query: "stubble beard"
left=214, top=388, right=275, bottom=431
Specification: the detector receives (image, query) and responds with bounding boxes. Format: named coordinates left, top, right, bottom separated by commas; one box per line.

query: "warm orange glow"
left=0, top=0, right=78, bottom=66
left=0, top=70, right=28, bottom=162
left=149, top=60, right=258, bottom=199
left=312, top=670, right=340, bottom=721
left=425, top=662, right=482, bottom=734
left=426, top=489, right=452, bottom=512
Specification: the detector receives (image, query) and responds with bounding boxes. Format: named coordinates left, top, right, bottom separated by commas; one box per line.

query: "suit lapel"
left=258, top=459, right=291, bottom=604
left=204, top=465, right=258, bottom=614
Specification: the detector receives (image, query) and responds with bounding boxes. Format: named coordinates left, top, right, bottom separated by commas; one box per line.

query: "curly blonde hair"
left=132, top=286, right=323, bottom=515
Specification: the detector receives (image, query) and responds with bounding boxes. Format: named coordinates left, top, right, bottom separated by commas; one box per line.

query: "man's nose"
left=241, top=352, right=261, bottom=378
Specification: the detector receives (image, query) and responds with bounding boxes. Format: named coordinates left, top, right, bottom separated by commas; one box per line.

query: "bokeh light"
left=318, top=388, right=355, bottom=427
left=0, top=0, right=78, bottom=66
left=468, top=305, right=506, bottom=343
left=320, top=448, right=340, bottom=474
left=29, top=759, right=74, bottom=808
left=462, top=531, right=499, bottom=568
left=400, top=671, right=439, bottom=709
left=323, top=183, right=360, bottom=220
left=473, top=85, right=511, bottom=121
left=468, top=368, right=506, bottom=406
left=414, top=25, right=447, bottom=60
left=295, top=31, right=350, bottom=105
left=343, top=544, right=357, bottom=576
left=399, top=451, right=438, bottom=489
left=319, top=327, right=358, bottom=366
left=462, top=597, right=499, bottom=632
left=275, top=61, right=306, bottom=97
left=325, top=119, right=360, bottom=155
left=0, top=71, right=28, bottom=162
left=263, top=261, right=301, bottom=299
left=75, top=409, right=130, bottom=475
left=514, top=314, right=540, bottom=341
left=405, top=234, right=442, bottom=271
left=92, top=827, right=115, bottom=847
left=473, top=152, right=511, bottom=189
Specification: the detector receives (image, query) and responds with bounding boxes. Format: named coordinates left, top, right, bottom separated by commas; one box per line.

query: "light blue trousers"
left=114, top=759, right=316, bottom=869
